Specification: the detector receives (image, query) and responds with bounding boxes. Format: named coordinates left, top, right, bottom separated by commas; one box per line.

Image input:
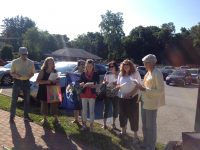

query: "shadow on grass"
left=70, top=131, right=123, bottom=150
left=108, top=129, right=142, bottom=150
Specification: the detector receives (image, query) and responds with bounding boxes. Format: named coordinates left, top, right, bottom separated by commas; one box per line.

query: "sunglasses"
left=123, top=63, right=129, bottom=66
left=109, top=65, right=114, bottom=68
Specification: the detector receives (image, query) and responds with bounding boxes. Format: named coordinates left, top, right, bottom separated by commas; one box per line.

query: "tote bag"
left=47, top=85, right=62, bottom=103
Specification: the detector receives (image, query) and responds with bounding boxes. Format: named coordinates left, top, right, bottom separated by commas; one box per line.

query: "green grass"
left=0, top=94, right=165, bottom=150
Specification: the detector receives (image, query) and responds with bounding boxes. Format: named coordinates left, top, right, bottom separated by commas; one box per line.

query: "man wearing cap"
left=9, top=47, right=35, bottom=123
left=136, top=54, right=165, bottom=150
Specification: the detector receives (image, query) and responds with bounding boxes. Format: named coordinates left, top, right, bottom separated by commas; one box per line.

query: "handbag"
left=47, top=85, right=62, bottom=103
left=106, top=86, right=118, bottom=97
left=97, top=83, right=107, bottom=100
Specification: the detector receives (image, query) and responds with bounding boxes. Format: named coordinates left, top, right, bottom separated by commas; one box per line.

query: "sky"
left=0, top=0, right=200, bottom=40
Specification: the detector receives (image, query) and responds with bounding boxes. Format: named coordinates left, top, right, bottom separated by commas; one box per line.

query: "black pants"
left=119, top=95, right=139, bottom=132
left=103, top=96, right=119, bottom=119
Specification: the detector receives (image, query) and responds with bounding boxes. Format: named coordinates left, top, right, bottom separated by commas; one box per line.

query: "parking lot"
left=0, top=83, right=199, bottom=144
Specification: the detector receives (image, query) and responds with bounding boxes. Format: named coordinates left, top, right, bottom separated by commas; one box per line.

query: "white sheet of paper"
left=48, top=73, right=58, bottom=81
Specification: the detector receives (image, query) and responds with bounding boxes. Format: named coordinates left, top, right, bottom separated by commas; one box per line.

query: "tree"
left=0, top=45, right=13, bottom=60
left=70, top=32, right=107, bottom=58
left=1, top=16, right=36, bottom=51
left=123, top=26, right=164, bottom=64
left=99, top=10, right=125, bottom=59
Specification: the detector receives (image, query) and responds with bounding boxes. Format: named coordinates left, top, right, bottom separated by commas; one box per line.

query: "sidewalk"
left=0, top=109, right=94, bottom=150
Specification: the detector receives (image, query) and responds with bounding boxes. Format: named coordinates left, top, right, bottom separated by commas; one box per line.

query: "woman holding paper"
left=79, top=59, right=100, bottom=132
left=36, top=57, right=60, bottom=125
left=102, top=61, right=119, bottom=129
left=116, top=59, right=142, bottom=139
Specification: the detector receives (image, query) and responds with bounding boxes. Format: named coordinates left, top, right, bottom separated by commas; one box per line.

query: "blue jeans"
left=10, top=79, right=30, bottom=119
left=141, top=102, right=157, bottom=150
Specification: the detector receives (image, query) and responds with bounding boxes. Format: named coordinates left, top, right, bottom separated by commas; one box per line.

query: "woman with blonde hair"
left=79, top=59, right=99, bottom=131
left=36, top=57, right=60, bottom=125
left=116, top=59, right=142, bottom=139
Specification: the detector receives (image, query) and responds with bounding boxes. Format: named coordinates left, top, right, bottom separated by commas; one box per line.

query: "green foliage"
left=191, top=23, right=200, bottom=48
left=0, top=44, right=13, bottom=60
left=70, top=32, right=107, bottom=58
left=1, top=16, right=36, bottom=51
left=99, top=10, right=125, bottom=59
left=23, top=27, right=70, bottom=60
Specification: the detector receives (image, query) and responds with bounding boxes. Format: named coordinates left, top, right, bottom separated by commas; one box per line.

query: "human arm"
left=36, top=70, right=52, bottom=84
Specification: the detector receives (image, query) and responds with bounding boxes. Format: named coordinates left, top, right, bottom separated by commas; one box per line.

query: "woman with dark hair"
left=102, top=61, right=119, bottom=129
left=116, top=59, right=142, bottom=139
left=79, top=59, right=100, bottom=131
left=36, top=57, right=60, bottom=125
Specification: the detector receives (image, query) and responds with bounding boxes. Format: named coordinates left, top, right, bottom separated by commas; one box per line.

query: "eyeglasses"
left=109, top=65, right=114, bottom=68
left=123, top=63, right=129, bottom=66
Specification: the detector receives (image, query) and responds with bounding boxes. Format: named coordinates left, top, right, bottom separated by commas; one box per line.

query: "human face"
left=143, top=62, right=154, bottom=71
left=86, top=63, right=94, bottom=73
left=79, top=62, right=85, bottom=72
left=123, top=62, right=130, bottom=72
left=47, top=59, right=55, bottom=70
left=109, top=64, right=116, bottom=73
left=20, top=54, right=28, bottom=61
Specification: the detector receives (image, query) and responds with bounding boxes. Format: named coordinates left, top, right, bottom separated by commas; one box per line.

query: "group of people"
left=9, top=46, right=165, bottom=150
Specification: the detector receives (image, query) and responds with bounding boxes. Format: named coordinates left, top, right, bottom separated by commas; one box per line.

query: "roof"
left=51, top=48, right=102, bottom=60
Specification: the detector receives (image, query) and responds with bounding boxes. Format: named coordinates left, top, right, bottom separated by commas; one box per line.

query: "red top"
left=80, top=71, right=97, bottom=99
left=80, top=87, right=96, bottom=99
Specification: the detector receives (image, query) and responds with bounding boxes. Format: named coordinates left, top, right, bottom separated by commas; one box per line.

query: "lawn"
left=0, top=94, right=164, bottom=150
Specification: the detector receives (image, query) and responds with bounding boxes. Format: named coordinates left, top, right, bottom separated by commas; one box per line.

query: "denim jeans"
left=10, top=79, right=30, bottom=119
left=81, top=98, right=95, bottom=123
left=103, top=96, right=119, bottom=119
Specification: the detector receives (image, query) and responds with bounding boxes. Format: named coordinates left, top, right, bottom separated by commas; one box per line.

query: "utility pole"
left=194, top=75, right=200, bottom=132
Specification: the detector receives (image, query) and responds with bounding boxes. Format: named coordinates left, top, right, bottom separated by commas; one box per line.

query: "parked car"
left=160, top=66, right=175, bottom=80
left=136, top=66, right=147, bottom=79
left=166, top=69, right=192, bottom=86
left=187, top=68, right=200, bottom=84
left=0, top=61, right=41, bottom=86
left=28, top=61, right=107, bottom=101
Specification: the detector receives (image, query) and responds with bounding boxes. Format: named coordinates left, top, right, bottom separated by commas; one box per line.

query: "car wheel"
left=1, top=74, right=13, bottom=86
left=166, top=81, right=170, bottom=85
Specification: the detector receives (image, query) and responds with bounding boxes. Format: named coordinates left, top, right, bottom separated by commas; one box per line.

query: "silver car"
left=0, top=62, right=41, bottom=86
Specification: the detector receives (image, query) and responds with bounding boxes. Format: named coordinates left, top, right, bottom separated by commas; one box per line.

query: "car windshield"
left=3, top=63, right=12, bottom=68
left=188, top=69, right=198, bottom=74
left=55, top=62, right=77, bottom=74
left=172, top=70, right=185, bottom=76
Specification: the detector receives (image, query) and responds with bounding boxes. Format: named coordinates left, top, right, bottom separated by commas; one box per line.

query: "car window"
left=55, top=62, right=77, bottom=74
left=3, top=63, right=12, bottom=68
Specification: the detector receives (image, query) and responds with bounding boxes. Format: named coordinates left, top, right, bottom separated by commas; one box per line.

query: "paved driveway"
left=0, top=83, right=199, bottom=144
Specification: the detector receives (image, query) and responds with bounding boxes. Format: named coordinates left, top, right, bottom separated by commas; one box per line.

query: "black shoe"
left=24, top=116, right=33, bottom=122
